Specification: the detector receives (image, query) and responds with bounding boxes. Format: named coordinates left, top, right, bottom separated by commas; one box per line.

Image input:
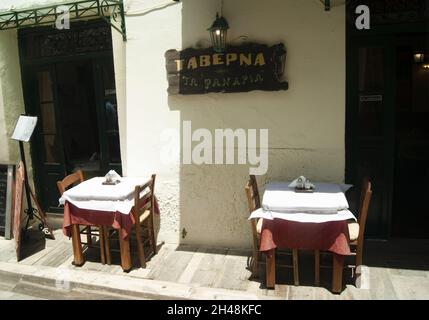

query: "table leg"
left=292, top=249, right=299, bottom=286
left=119, top=229, right=132, bottom=272
left=103, top=226, right=112, bottom=265
left=71, top=224, right=84, bottom=266
left=266, top=249, right=276, bottom=289
left=332, top=253, right=344, bottom=294
left=99, top=226, right=106, bottom=265
left=314, top=249, right=320, bottom=287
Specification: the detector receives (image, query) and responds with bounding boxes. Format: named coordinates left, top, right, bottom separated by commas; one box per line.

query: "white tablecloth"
left=262, top=182, right=350, bottom=213
left=249, top=181, right=355, bottom=223
left=59, top=177, right=148, bottom=215
left=249, top=208, right=356, bottom=223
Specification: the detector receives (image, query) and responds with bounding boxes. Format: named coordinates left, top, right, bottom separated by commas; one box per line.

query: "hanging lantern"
left=208, top=13, right=229, bottom=53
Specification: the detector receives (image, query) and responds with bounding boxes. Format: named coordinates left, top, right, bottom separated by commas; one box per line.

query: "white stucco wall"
left=122, top=0, right=346, bottom=248
left=0, top=29, right=28, bottom=167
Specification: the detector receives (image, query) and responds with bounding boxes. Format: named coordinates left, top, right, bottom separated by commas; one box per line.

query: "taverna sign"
left=165, top=43, right=288, bottom=95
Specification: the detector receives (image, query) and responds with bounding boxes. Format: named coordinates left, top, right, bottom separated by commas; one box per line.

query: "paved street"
left=1, top=228, right=429, bottom=300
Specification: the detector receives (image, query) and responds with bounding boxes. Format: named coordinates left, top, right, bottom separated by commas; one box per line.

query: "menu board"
left=0, top=164, right=14, bottom=239
left=11, top=116, right=37, bottom=142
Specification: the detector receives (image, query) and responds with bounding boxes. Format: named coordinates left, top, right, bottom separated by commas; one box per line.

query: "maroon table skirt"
left=260, top=219, right=351, bottom=256
left=62, top=202, right=136, bottom=239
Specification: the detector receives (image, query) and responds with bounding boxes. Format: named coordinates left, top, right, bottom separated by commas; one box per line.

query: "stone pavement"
left=0, top=227, right=429, bottom=300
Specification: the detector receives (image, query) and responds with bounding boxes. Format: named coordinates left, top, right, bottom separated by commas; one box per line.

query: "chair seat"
left=256, top=218, right=263, bottom=234
left=348, top=221, right=359, bottom=241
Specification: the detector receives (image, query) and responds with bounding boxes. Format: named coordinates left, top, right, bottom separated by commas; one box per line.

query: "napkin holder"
left=102, top=179, right=120, bottom=185
left=295, top=186, right=314, bottom=193
left=102, top=170, right=121, bottom=185
left=292, top=176, right=315, bottom=193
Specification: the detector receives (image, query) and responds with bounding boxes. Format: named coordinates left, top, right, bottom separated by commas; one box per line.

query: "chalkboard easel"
left=0, top=164, right=14, bottom=239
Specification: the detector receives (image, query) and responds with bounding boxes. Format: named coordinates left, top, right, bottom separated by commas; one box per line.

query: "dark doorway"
left=346, top=2, right=429, bottom=239
left=56, top=60, right=101, bottom=176
left=391, top=37, right=429, bottom=238
left=19, top=20, right=122, bottom=213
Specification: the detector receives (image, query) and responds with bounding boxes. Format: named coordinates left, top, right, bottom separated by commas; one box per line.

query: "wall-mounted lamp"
left=324, top=0, right=331, bottom=11
left=414, top=52, right=425, bottom=63
left=423, top=64, right=429, bottom=69
left=208, top=13, right=229, bottom=53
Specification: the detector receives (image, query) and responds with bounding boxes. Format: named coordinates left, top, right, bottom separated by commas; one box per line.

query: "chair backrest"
left=245, top=175, right=261, bottom=247
left=245, top=175, right=261, bottom=214
left=57, top=170, right=84, bottom=196
left=134, top=174, right=156, bottom=217
left=357, top=178, right=372, bottom=241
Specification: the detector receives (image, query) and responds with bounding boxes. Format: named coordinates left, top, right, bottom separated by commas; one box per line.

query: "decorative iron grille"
left=0, top=0, right=126, bottom=40
left=19, top=20, right=113, bottom=60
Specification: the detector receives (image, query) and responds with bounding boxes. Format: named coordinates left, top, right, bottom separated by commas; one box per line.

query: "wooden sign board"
left=165, top=43, right=288, bottom=95
left=0, top=164, right=14, bottom=239
left=13, top=162, right=25, bottom=261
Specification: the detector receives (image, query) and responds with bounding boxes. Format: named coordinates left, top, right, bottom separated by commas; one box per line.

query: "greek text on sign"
left=165, top=43, right=288, bottom=95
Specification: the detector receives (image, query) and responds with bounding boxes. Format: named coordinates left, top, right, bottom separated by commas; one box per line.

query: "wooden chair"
left=104, top=174, right=157, bottom=268
left=245, top=175, right=263, bottom=276
left=245, top=175, right=300, bottom=285
left=132, top=174, right=157, bottom=268
left=314, top=178, right=372, bottom=286
left=57, top=170, right=106, bottom=264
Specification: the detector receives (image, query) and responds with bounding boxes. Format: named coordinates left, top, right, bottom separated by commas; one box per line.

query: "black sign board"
left=0, top=164, right=14, bottom=239
left=165, top=43, right=288, bottom=95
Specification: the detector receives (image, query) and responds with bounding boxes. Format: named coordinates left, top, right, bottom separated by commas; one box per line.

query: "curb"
left=0, top=261, right=279, bottom=300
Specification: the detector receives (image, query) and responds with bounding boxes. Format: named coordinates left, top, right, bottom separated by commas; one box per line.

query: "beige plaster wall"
left=122, top=0, right=346, bottom=248
left=0, top=29, right=29, bottom=168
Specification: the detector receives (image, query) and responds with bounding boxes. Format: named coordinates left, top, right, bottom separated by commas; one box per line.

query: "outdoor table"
left=60, top=177, right=157, bottom=272
left=254, top=182, right=355, bottom=293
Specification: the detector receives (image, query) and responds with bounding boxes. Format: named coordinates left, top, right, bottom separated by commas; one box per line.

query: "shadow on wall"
left=168, top=0, right=291, bottom=249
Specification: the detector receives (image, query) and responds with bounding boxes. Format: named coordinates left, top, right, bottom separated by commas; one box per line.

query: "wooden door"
left=22, top=66, right=66, bottom=212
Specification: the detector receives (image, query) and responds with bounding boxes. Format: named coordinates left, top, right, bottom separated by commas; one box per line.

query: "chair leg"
left=134, top=221, right=146, bottom=268
left=292, top=249, right=299, bottom=286
left=356, top=242, right=363, bottom=268
left=86, top=226, right=92, bottom=246
left=251, top=247, right=259, bottom=277
left=314, top=249, right=320, bottom=286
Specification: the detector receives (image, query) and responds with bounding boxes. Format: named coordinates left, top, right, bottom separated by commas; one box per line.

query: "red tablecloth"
left=62, top=198, right=160, bottom=239
left=259, top=219, right=351, bottom=256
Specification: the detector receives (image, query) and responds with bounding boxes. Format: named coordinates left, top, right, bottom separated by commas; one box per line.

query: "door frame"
left=18, top=21, right=122, bottom=213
